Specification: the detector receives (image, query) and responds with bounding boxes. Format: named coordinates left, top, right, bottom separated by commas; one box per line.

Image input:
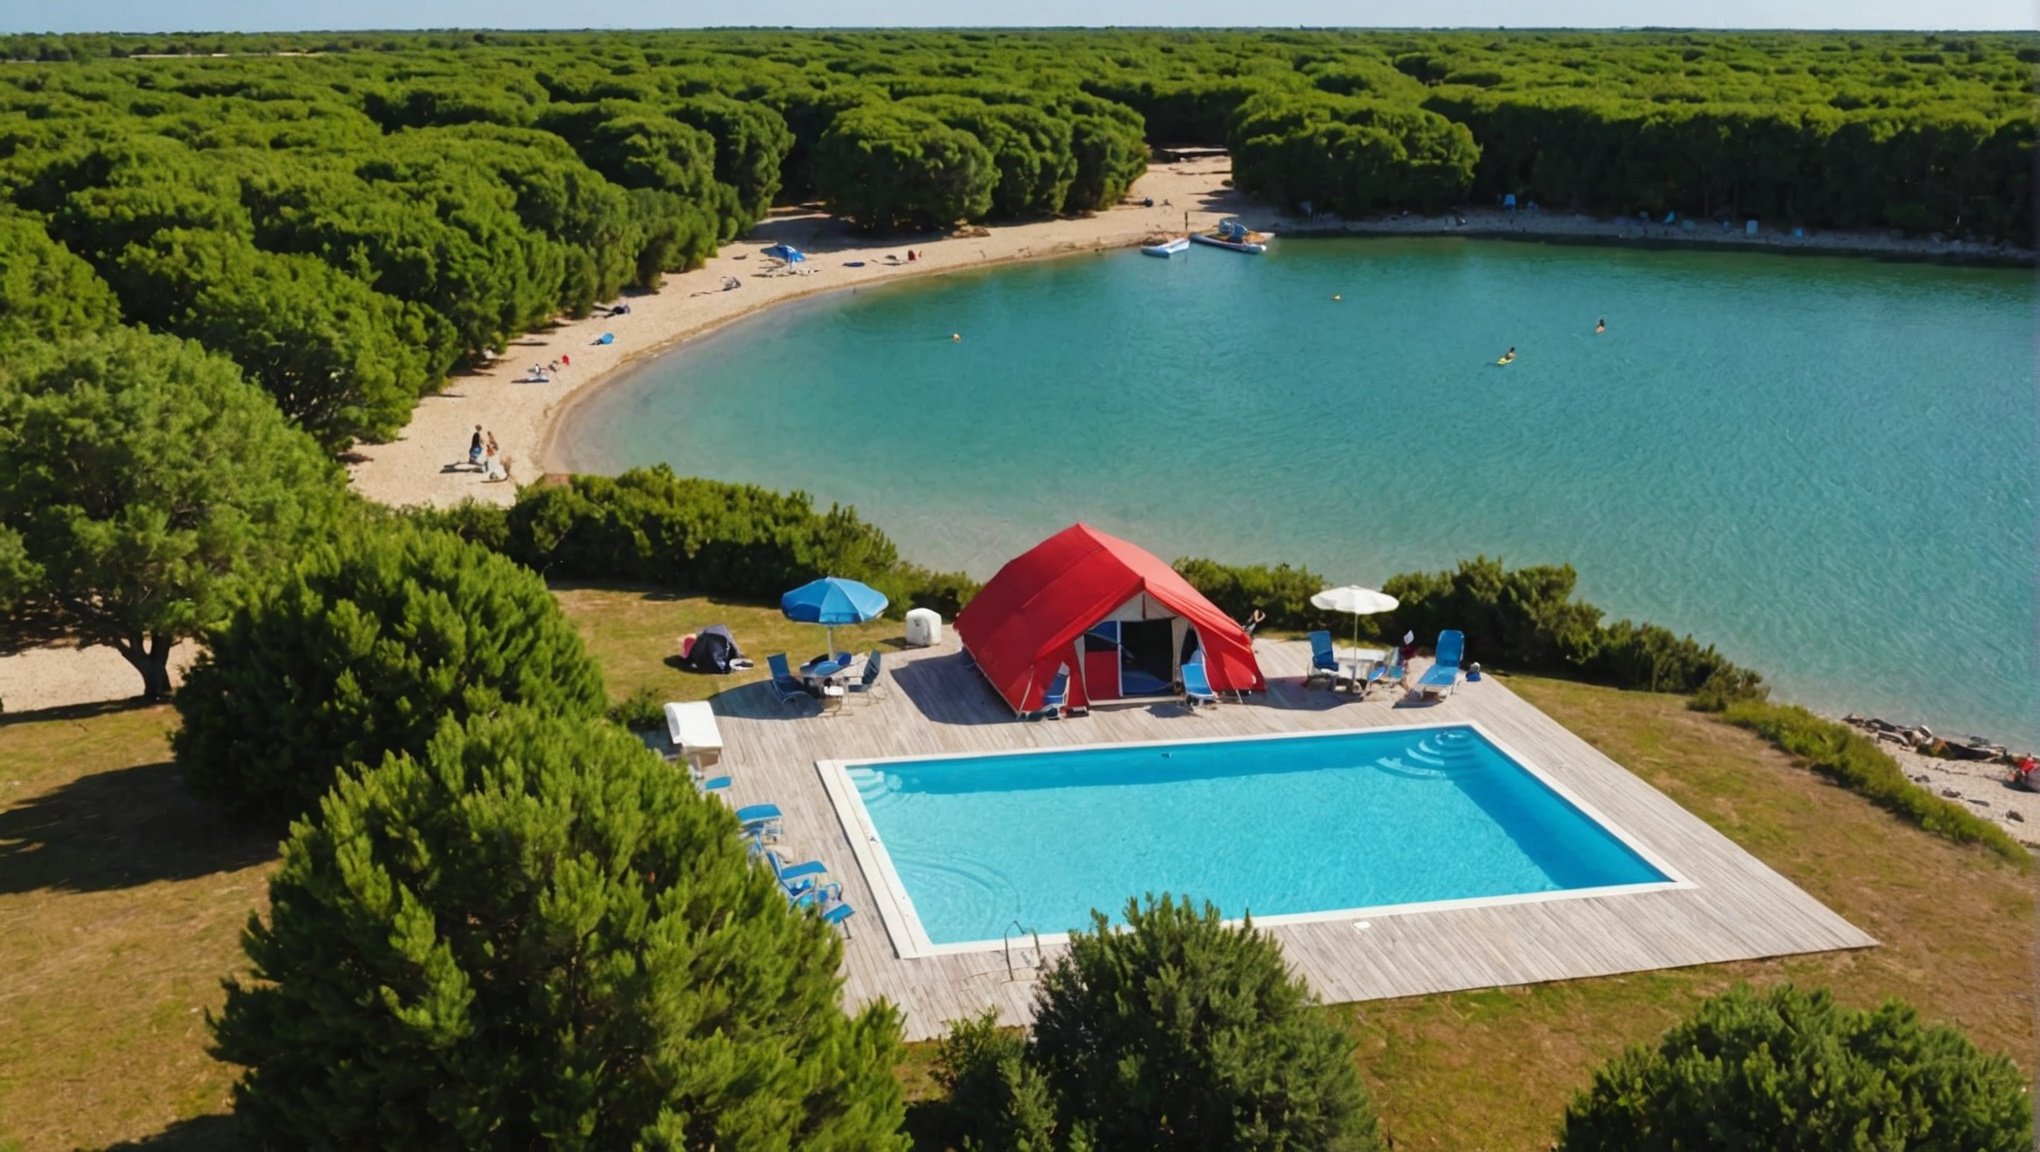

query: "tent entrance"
left=1080, top=619, right=1178, bottom=699
left=1115, top=618, right=1177, bottom=695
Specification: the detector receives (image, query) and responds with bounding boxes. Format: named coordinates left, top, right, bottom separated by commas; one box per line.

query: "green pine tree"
left=0, top=327, right=342, bottom=699
left=213, top=706, right=910, bottom=1150
left=175, top=519, right=607, bottom=824
left=1558, top=983, right=2032, bottom=1152
left=1027, top=895, right=1381, bottom=1152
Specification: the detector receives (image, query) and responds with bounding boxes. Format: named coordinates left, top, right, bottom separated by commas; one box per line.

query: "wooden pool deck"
left=703, top=638, right=1873, bottom=1041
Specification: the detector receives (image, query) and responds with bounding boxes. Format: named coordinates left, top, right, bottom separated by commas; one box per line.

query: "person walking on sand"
left=467, top=424, right=484, bottom=471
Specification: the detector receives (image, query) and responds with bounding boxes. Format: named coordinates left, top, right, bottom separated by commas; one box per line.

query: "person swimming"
left=1497, top=346, right=1517, bottom=364
left=1595, top=317, right=1606, bottom=334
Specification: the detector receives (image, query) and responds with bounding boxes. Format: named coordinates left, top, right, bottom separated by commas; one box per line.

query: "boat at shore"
left=1141, top=235, right=1191, bottom=257
left=1190, top=217, right=1271, bottom=254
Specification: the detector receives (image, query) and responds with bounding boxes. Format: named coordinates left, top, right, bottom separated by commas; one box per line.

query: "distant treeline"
left=0, top=30, right=2029, bottom=451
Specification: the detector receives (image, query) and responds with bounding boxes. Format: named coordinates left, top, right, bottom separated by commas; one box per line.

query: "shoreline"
left=1280, top=207, right=2037, bottom=268
left=346, top=157, right=2033, bottom=511
left=345, top=158, right=1249, bottom=510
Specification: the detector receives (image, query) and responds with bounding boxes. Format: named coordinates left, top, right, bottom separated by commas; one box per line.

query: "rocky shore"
left=1838, top=714, right=2039, bottom=847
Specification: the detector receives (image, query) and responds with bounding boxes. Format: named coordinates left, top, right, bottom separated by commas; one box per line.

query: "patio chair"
left=804, top=898, right=856, bottom=937
left=766, top=850, right=840, bottom=904
left=849, top=649, right=886, bottom=701
left=766, top=653, right=813, bottom=707
left=735, top=802, right=783, bottom=842
left=1359, top=650, right=1407, bottom=700
left=1305, top=630, right=1341, bottom=689
left=1413, top=630, right=1465, bottom=700
left=691, top=764, right=732, bottom=796
left=1027, top=668, right=1070, bottom=721
left=1181, top=659, right=1219, bottom=710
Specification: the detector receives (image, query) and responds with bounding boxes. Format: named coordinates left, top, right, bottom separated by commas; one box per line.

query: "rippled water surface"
left=845, top=727, right=1667, bottom=946
left=560, top=238, right=2036, bottom=746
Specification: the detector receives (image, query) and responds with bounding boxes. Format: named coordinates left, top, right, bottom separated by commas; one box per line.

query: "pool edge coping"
left=815, top=719, right=1697, bottom=961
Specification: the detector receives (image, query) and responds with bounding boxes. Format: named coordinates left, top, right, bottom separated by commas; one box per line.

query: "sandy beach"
left=346, top=156, right=2034, bottom=512
left=347, top=159, right=1253, bottom=510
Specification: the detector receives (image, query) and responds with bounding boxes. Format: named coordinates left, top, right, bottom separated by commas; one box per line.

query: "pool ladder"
left=1003, top=920, right=1041, bottom=982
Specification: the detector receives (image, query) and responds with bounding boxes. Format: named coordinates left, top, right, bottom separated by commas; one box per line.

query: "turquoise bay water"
left=560, top=238, right=2037, bottom=747
left=845, top=727, right=1668, bottom=945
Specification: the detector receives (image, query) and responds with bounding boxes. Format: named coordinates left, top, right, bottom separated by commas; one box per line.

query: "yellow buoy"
left=1332, top=294, right=1342, bottom=301
left=951, top=333, right=962, bottom=342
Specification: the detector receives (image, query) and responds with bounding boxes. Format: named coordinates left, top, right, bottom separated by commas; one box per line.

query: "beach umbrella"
left=1309, top=585, right=1400, bottom=651
left=780, top=576, right=888, bottom=658
left=762, top=243, right=806, bottom=263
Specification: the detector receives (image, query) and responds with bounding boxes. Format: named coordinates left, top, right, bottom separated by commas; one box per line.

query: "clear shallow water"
left=562, top=238, right=2037, bottom=747
left=844, top=727, right=1668, bottom=946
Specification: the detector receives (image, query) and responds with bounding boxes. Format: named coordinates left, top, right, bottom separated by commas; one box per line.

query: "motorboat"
left=1140, top=235, right=1190, bottom=257
left=1189, top=217, right=1270, bottom=253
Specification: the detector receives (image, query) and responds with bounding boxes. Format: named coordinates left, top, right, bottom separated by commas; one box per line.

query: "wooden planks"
left=707, top=638, right=1875, bottom=1041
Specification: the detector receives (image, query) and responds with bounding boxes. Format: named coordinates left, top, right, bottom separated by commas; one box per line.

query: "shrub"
left=403, top=498, right=511, bottom=553
left=176, top=522, right=607, bottom=824
left=1172, top=557, right=1330, bottom=630
left=930, top=1011, right=1075, bottom=1152
left=1029, top=895, right=1382, bottom=1151
left=213, top=706, right=910, bottom=1150
left=502, top=465, right=975, bottom=612
left=1716, top=700, right=2025, bottom=863
left=606, top=684, right=666, bottom=731
left=1558, top=984, right=2032, bottom=1152
left=1382, top=556, right=1759, bottom=695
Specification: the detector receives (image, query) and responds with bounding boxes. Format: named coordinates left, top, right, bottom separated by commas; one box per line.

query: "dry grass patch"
left=1338, top=675, right=2035, bottom=1151
left=0, top=704, right=273, bottom=1151
left=552, top=583, right=903, bottom=707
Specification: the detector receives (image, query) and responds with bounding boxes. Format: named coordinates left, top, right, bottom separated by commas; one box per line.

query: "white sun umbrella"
left=1309, top=585, right=1400, bottom=651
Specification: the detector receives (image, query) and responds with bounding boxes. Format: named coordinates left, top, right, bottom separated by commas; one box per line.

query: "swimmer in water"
left=1595, top=317, right=1606, bottom=334
left=1498, top=346, right=1517, bottom=364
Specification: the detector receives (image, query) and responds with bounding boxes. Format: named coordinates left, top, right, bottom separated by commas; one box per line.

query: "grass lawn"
left=0, top=704, right=271, bottom=1152
left=1, top=588, right=2029, bottom=1150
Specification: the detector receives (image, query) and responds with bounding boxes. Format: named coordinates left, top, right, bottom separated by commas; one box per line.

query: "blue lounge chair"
left=1306, top=630, right=1341, bottom=689
left=1027, top=668, right=1069, bottom=721
left=1360, top=650, right=1407, bottom=700
left=849, top=649, right=886, bottom=701
left=766, top=653, right=813, bottom=707
left=1181, top=659, right=1219, bottom=710
left=692, top=766, right=732, bottom=796
left=766, top=850, right=841, bottom=903
left=735, top=802, right=783, bottom=842
left=1415, top=630, right=1465, bottom=700
left=819, top=900, right=856, bottom=937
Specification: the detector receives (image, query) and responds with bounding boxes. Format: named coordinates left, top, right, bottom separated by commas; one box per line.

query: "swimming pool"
left=822, top=724, right=1682, bottom=956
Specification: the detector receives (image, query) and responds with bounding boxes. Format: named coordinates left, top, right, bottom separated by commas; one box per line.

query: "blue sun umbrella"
left=780, top=576, right=888, bottom=660
left=762, top=243, right=806, bottom=263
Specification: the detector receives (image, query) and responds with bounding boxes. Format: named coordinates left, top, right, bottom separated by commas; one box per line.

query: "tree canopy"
left=0, top=327, right=341, bottom=698
left=213, top=705, right=910, bottom=1150
left=1558, top=983, right=2032, bottom=1152
left=930, top=894, right=1381, bottom=1151
left=175, top=521, right=608, bottom=824
left=0, top=29, right=2024, bottom=455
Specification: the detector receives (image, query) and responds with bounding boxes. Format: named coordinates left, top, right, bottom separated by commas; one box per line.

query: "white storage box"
left=663, top=701, right=723, bottom=770
left=904, top=607, right=943, bottom=648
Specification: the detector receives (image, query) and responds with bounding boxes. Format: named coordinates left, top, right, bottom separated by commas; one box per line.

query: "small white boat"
left=1141, top=236, right=1190, bottom=257
left=1189, top=217, right=1271, bottom=254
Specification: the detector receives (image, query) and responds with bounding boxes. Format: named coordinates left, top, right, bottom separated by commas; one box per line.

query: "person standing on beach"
left=467, top=424, right=484, bottom=470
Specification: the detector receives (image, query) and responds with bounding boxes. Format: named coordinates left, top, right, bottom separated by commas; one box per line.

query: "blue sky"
left=4, top=1, right=2031, bottom=33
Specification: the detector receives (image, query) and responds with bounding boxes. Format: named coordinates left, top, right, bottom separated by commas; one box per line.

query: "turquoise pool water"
left=841, top=726, right=1670, bottom=948
left=560, top=239, right=2036, bottom=749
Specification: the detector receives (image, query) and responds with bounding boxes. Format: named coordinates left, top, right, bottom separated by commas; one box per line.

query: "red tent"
left=955, top=524, right=1266, bottom=715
